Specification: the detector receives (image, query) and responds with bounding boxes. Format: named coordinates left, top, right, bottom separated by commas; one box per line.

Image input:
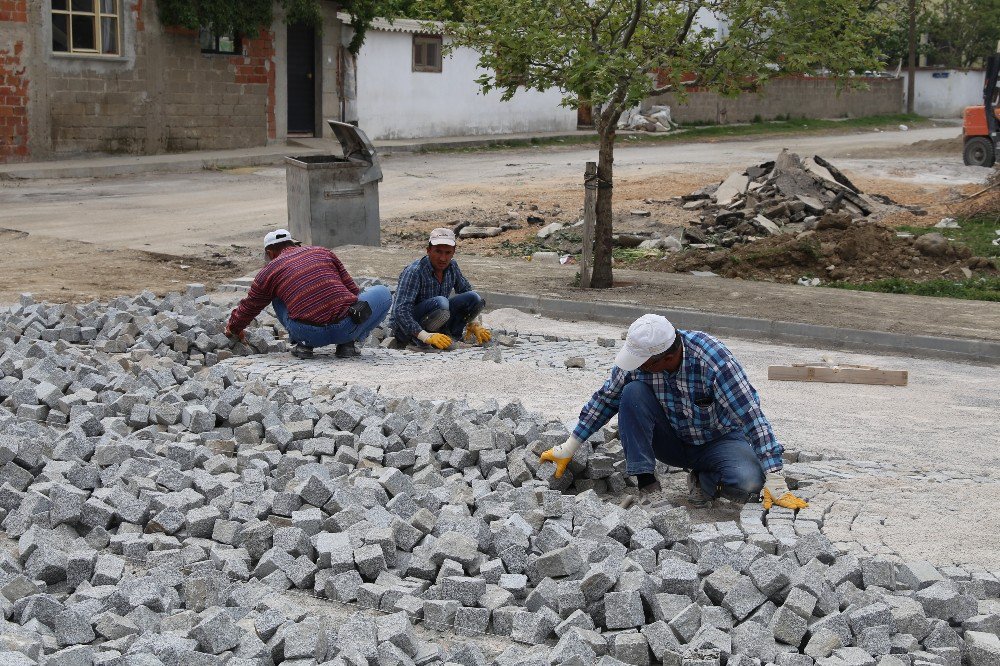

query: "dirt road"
left=0, top=126, right=987, bottom=304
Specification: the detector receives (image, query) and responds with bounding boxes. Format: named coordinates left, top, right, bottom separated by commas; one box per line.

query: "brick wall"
left=0, top=0, right=28, bottom=161
left=645, top=77, right=904, bottom=124
left=30, top=1, right=277, bottom=159
left=0, top=0, right=27, bottom=23
left=0, top=40, right=28, bottom=161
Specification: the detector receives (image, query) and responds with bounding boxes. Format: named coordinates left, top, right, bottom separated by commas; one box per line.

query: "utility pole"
left=906, top=0, right=916, bottom=113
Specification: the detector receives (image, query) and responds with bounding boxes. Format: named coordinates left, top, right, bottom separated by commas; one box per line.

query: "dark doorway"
left=287, top=22, right=316, bottom=135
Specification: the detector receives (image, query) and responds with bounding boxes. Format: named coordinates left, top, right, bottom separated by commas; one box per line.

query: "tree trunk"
left=590, top=124, right=616, bottom=288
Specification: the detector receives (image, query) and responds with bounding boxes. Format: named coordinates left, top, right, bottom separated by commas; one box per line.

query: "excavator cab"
left=962, top=53, right=1000, bottom=167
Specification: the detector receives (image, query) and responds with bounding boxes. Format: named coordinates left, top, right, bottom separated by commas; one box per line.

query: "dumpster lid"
left=328, top=120, right=377, bottom=162
left=327, top=120, right=382, bottom=185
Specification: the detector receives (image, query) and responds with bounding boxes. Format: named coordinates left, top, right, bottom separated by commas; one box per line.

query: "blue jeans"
left=395, top=291, right=485, bottom=343
left=272, top=285, right=391, bottom=349
left=618, top=381, right=765, bottom=500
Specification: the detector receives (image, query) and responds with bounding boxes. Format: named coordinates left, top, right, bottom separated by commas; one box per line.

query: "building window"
left=52, top=0, right=120, bottom=56
left=200, top=28, right=241, bottom=55
left=413, top=35, right=443, bottom=73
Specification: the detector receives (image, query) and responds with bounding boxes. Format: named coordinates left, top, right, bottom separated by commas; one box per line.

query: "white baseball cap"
left=614, top=314, right=677, bottom=371
left=429, top=228, right=456, bottom=246
left=263, top=228, right=300, bottom=249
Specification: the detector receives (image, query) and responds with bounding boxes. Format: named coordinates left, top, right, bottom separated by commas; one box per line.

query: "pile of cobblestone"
left=0, top=291, right=998, bottom=666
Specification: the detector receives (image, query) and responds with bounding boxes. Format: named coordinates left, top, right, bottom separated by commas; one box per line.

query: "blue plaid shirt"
left=391, top=255, right=474, bottom=337
left=574, top=330, right=784, bottom=472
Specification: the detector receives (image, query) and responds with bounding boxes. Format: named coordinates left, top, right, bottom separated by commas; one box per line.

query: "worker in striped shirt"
left=225, top=229, right=390, bottom=360
left=540, top=314, right=808, bottom=511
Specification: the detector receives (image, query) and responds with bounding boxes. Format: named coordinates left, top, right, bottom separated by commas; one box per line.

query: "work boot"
left=687, top=470, right=712, bottom=509
left=335, top=343, right=360, bottom=358
left=291, top=343, right=314, bottom=360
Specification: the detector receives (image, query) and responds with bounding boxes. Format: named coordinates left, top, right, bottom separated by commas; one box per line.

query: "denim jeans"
left=395, top=291, right=485, bottom=343
left=618, top=380, right=765, bottom=500
left=272, top=285, right=391, bottom=349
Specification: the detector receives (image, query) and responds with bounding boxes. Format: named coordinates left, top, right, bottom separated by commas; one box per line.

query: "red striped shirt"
left=228, top=246, right=360, bottom=333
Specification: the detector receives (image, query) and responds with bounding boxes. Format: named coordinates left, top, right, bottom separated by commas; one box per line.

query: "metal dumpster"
left=285, top=120, right=383, bottom=248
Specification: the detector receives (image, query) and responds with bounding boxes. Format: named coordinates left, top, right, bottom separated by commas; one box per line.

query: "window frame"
left=412, top=34, right=443, bottom=73
left=199, top=27, right=242, bottom=56
left=51, top=0, right=122, bottom=57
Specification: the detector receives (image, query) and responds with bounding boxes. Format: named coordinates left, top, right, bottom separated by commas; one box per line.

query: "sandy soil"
left=0, top=229, right=243, bottom=304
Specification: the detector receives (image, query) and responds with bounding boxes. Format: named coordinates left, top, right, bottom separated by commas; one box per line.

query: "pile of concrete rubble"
left=0, top=290, right=999, bottom=665
left=671, top=150, right=919, bottom=250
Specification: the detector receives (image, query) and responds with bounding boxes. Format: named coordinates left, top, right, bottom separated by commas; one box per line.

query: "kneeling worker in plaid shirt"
left=390, top=228, right=491, bottom=350
left=225, top=229, right=390, bottom=360
left=541, top=314, right=808, bottom=510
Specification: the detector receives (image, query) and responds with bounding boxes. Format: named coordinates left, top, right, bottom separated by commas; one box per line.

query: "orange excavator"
left=962, top=53, right=999, bottom=167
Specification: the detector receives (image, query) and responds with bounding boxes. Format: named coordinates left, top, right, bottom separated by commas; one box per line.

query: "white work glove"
left=762, top=470, right=808, bottom=510
left=539, top=435, right=581, bottom=479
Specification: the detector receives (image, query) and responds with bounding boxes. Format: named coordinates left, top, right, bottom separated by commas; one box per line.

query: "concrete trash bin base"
left=286, top=121, right=383, bottom=249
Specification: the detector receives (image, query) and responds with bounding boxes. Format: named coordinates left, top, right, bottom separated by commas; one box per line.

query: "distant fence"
left=644, top=76, right=903, bottom=124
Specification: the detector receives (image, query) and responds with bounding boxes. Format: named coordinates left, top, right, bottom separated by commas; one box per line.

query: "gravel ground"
left=228, top=307, right=1000, bottom=569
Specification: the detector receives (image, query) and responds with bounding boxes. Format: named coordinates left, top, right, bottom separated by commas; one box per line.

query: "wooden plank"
left=580, top=161, right=597, bottom=289
left=768, top=364, right=908, bottom=386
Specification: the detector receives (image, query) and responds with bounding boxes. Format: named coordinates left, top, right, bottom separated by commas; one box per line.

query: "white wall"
left=903, top=69, right=985, bottom=117
left=354, top=30, right=577, bottom=140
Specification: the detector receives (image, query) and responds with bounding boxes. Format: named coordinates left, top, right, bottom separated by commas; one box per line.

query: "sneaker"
left=291, top=343, right=314, bottom=360
left=687, top=470, right=712, bottom=509
left=335, top=343, right=360, bottom=358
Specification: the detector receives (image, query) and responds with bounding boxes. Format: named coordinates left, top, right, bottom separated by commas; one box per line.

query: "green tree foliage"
left=439, top=0, right=897, bottom=287
left=156, top=0, right=407, bottom=55
left=920, top=0, right=1000, bottom=68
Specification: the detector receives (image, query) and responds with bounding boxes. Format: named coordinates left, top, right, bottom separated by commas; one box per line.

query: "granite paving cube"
left=604, top=590, right=646, bottom=630
left=749, top=555, right=792, bottom=598
left=455, top=607, right=491, bottom=637
left=966, top=631, right=1000, bottom=666
left=442, top=576, right=487, bottom=607
left=805, top=628, right=844, bottom=659
left=722, top=577, right=767, bottom=621
left=612, top=632, right=651, bottom=666
left=858, top=625, right=892, bottom=656
left=704, top=565, right=743, bottom=604
left=784, top=586, right=818, bottom=619
left=355, top=544, right=388, bottom=581
left=660, top=559, right=699, bottom=597
left=898, top=561, right=945, bottom=591
left=189, top=607, right=241, bottom=655
left=510, top=608, right=560, bottom=644
left=55, top=609, right=96, bottom=647
left=669, top=603, right=702, bottom=643
left=423, top=599, right=460, bottom=630
left=430, top=532, right=479, bottom=567
left=732, top=619, right=779, bottom=662
left=771, top=605, right=809, bottom=646
left=534, top=545, right=584, bottom=578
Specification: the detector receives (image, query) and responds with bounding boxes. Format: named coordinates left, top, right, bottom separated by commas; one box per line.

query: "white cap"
left=264, top=228, right=300, bottom=249
left=614, top=314, right=677, bottom=371
left=429, top=227, right=456, bottom=246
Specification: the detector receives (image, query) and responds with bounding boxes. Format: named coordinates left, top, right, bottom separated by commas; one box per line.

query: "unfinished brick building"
left=0, top=1, right=353, bottom=163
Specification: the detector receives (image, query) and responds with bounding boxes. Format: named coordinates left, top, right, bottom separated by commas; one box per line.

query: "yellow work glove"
left=539, top=436, right=581, bottom=479
left=762, top=471, right=809, bottom=510
left=466, top=322, right=492, bottom=345
left=417, top=331, right=453, bottom=350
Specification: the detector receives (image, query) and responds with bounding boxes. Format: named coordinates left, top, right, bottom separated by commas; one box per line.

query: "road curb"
left=219, top=277, right=997, bottom=363
left=477, top=290, right=1000, bottom=364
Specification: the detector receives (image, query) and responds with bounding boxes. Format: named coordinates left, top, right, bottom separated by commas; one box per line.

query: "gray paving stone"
left=189, top=607, right=241, bottom=655
left=967, top=631, right=1000, bottom=666
left=605, top=590, right=646, bottom=630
